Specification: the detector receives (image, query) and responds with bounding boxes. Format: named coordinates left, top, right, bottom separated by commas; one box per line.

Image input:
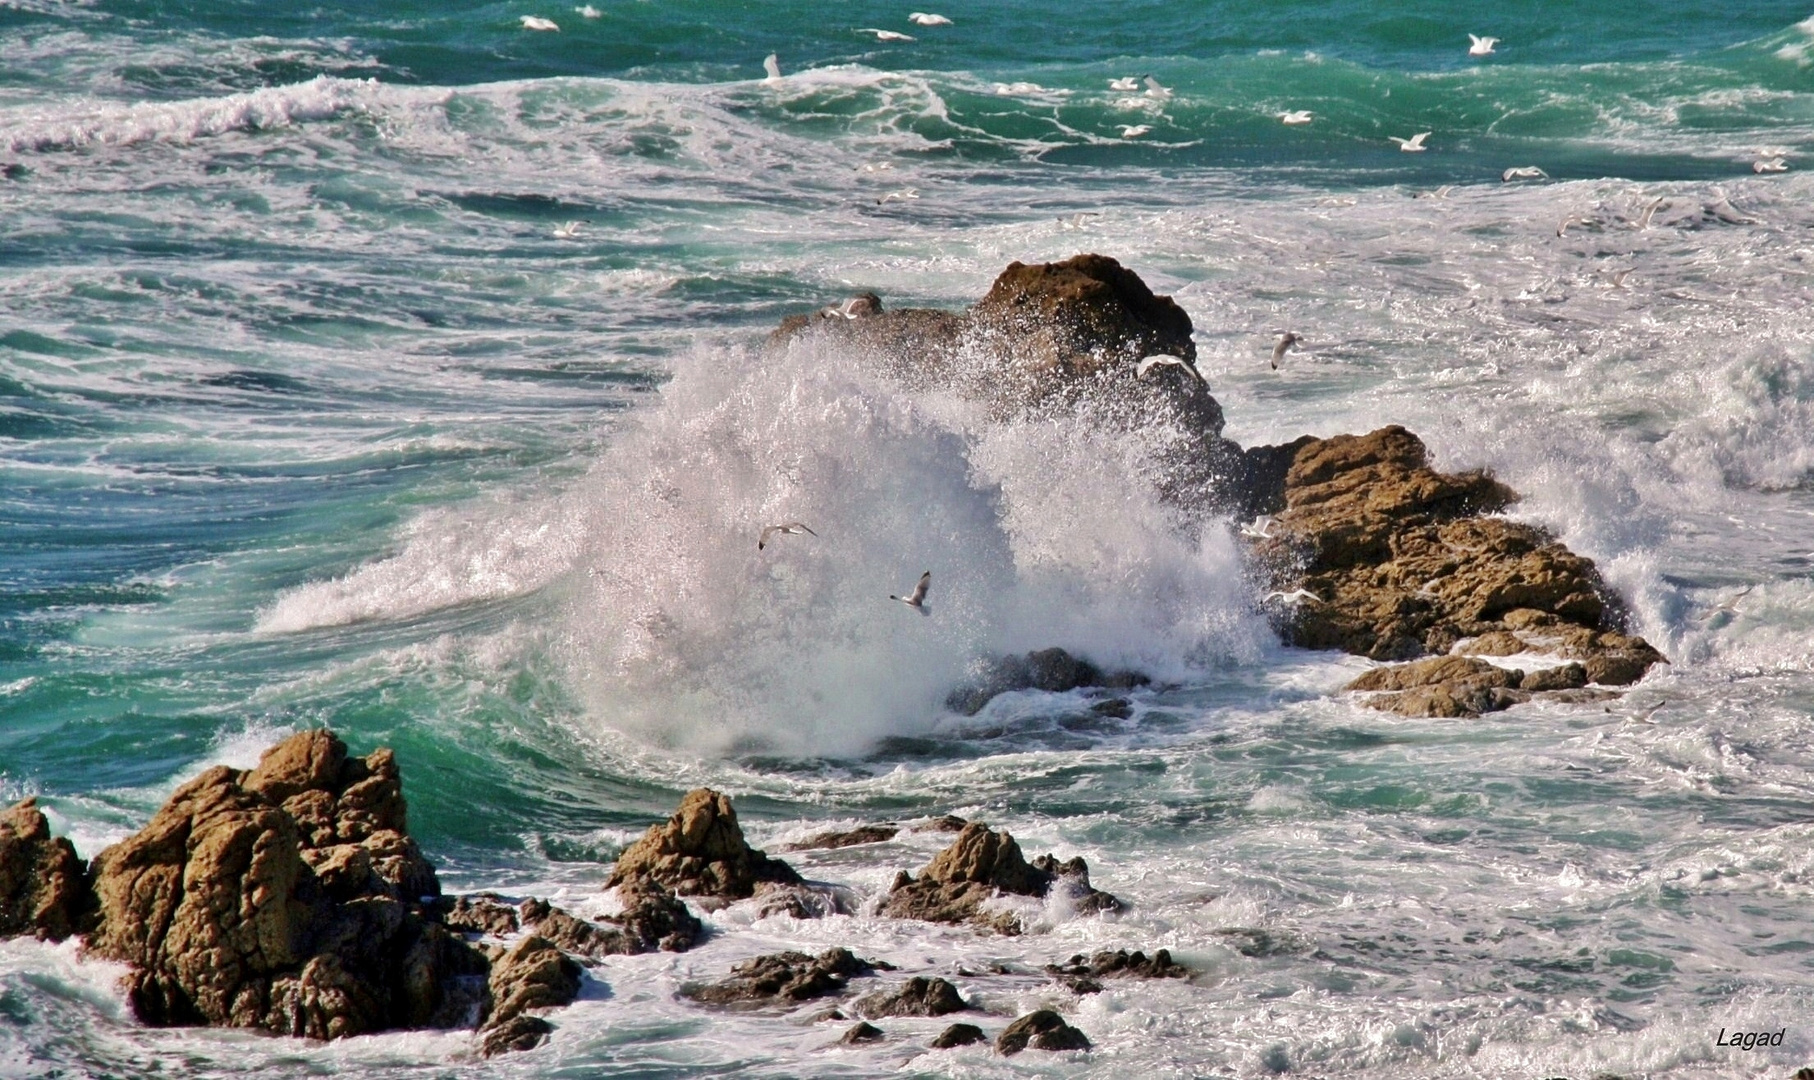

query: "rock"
left=485, top=935, right=582, bottom=1031
left=1243, top=426, right=1665, bottom=711
left=479, top=1013, right=553, bottom=1056
left=0, top=797, right=92, bottom=941
left=782, top=824, right=899, bottom=852
left=931, top=1022, right=987, bottom=1049
left=1046, top=948, right=1188, bottom=992
left=945, top=648, right=1151, bottom=716
left=916, top=815, right=969, bottom=833
left=851, top=976, right=968, bottom=1018
left=606, top=789, right=802, bottom=900
left=996, top=1009, right=1090, bottom=1054
left=840, top=1021, right=884, bottom=1044
left=444, top=894, right=520, bottom=937
left=684, top=948, right=877, bottom=1007
left=1520, top=662, right=1589, bottom=692
left=518, top=882, right=702, bottom=958
left=81, top=730, right=496, bottom=1043
left=750, top=882, right=844, bottom=920
left=1090, top=697, right=1133, bottom=719
left=877, top=822, right=1120, bottom=934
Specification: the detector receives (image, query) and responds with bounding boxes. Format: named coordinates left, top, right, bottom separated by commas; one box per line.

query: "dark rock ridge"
left=1046, top=948, right=1189, bottom=993
left=840, top=1021, right=885, bottom=1044
left=520, top=883, right=703, bottom=957
left=773, top=266, right=1666, bottom=715
left=878, top=822, right=1120, bottom=934
left=607, top=788, right=802, bottom=900
left=851, top=976, right=968, bottom=1018
left=782, top=824, right=899, bottom=852
left=945, top=648, right=1150, bottom=717
left=996, top=1009, right=1091, bottom=1054
left=0, top=797, right=90, bottom=941
left=931, top=1022, right=987, bottom=1049
left=684, top=947, right=879, bottom=1007
left=0, top=731, right=596, bottom=1055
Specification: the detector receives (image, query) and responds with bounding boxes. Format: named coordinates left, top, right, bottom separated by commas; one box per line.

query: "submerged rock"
left=878, top=822, right=1120, bottom=934
left=0, top=797, right=91, bottom=941
left=685, top=948, right=878, bottom=1007
left=850, top=976, right=968, bottom=1018
left=931, top=1022, right=987, bottom=1049
left=996, top=1009, right=1091, bottom=1054
left=1046, top=948, right=1189, bottom=992
left=840, top=1020, right=885, bottom=1044
left=945, top=647, right=1150, bottom=716
left=518, top=882, right=702, bottom=957
left=782, top=824, right=899, bottom=852
left=607, top=788, right=802, bottom=900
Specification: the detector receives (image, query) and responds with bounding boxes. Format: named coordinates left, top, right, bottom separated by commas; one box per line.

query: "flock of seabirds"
left=514, top=10, right=1784, bottom=619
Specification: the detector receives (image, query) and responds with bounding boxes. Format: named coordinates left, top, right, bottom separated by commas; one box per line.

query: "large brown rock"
left=878, top=822, right=1120, bottom=934
left=518, top=881, right=702, bottom=958
left=83, top=730, right=490, bottom=1043
left=996, top=1009, right=1091, bottom=1054
left=1243, top=426, right=1665, bottom=711
left=684, top=947, right=877, bottom=1007
left=0, top=797, right=92, bottom=941
left=606, top=788, right=801, bottom=900
left=850, top=976, right=968, bottom=1018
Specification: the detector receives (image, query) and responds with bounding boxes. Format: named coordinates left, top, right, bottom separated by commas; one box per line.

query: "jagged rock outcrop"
left=479, top=935, right=581, bottom=1054
left=878, top=822, right=1120, bottom=934
left=945, top=648, right=1150, bottom=716
left=1045, top=948, right=1190, bottom=993
left=518, top=882, right=702, bottom=958
left=82, top=731, right=487, bottom=1040
left=607, top=788, right=802, bottom=901
left=1343, top=654, right=1618, bottom=717
left=931, top=1022, right=987, bottom=1048
left=684, top=947, right=879, bottom=1007
left=997, top=1009, right=1091, bottom=1054
left=851, top=976, right=968, bottom=1018
left=1238, top=426, right=1666, bottom=709
left=0, top=797, right=91, bottom=941
left=443, top=894, right=520, bottom=937
left=782, top=824, right=899, bottom=852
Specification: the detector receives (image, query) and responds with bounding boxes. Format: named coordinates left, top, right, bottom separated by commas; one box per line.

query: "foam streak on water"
left=4, top=2, right=1814, bottom=1077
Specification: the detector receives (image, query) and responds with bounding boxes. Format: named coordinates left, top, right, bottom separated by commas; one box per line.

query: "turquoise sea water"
left=4, top=2, right=1814, bottom=1077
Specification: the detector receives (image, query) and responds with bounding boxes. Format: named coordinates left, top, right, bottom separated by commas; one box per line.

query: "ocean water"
left=4, top=1, right=1814, bottom=1076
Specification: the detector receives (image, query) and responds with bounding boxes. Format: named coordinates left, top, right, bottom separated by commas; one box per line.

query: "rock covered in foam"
left=850, top=976, right=968, bottom=1018
left=606, top=788, right=801, bottom=900
left=878, top=822, right=1120, bottom=934
left=944, top=647, right=1150, bottom=716
left=0, top=797, right=91, bottom=941
left=1045, top=948, right=1189, bottom=993
left=996, top=1009, right=1091, bottom=1054
left=684, top=947, right=878, bottom=1006
left=518, top=881, right=702, bottom=957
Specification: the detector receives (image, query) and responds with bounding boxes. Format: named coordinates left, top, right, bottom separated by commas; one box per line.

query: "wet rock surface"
left=782, top=824, right=899, bottom=852
left=931, top=1022, right=987, bottom=1049
left=850, top=976, right=968, bottom=1018
left=519, top=882, right=702, bottom=957
left=1344, top=651, right=1640, bottom=718
left=878, top=822, right=1120, bottom=934
left=0, top=797, right=91, bottom=941
left=684, top=948, right=879, bottom=1007
left=945, top=648, right=1151, bottom=716
left=443, top=894, right=520, bottom=937
left=1046, top=948, right=1189, bottom=992
left=839, top=1020, right=884, bottom=1044
left=996, top=1009, right=1091, bottom=1054
left=607, top=788, right=802, bottom=900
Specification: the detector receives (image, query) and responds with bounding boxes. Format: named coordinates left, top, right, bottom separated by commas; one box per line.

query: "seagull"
left=877, top=187, right=919, bottom=203
left=859, top=160, right=895, bottom=172
left=1606, top=268, right=1633, bottom=288
left=1468, top=34, right=1498, bottom=56
left=818, top=293, right=881, bottom=320
left=1136, top=353, right=1207, bottom=383
left=908, top=12, right=952, bottom=26
left=1502, top=165, right=1547, bottom=182
left=576, top=4, right=601, bottom=16
left=1698, top=584, right=1754, bottom=623
left=1057, top=212, right=1097, bottom=230
left=1556, top=215, right=1589, bottom=237
left=1704, top=193, right=1758, bottom=225
left=1270, top=332, right=1301, bottom=369
left=1118, top=124, right=1151, bottom=138
left=763, top=53, right=783, bottom=85
left=1144, top=75, right=1172, bottom=100
left=1754, top=157, right=1789, bottom=173
left=1238, top=516, right=1280, bottom=539
left=1413, top=185, right=1452, bottom=199
left=1263, top=589, right=1321, bottom=605
left=521, top=15, right=560, bottom=31
left=858, top=28, right=915, bottom=41
left=552, top=221, right=583, bottom=239
left=1279, top=110, right=1313, bottom=125
left=1390, top=132, right=1431, bottom=152
left=1635, top=196, right=1667, bottom=229
left=890, top=571, right=932, bottom=615
left=1109, top=76, right=1140, bottom=91
left=758, top=522, right=818, bottom=550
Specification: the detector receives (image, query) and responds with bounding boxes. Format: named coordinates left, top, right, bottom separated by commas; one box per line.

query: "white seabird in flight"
left=758, top=522, right=817, bottom=550
left=1390, top=132, right=1431, bottom=152
left=1136, top=353, right=1207, bottom=383
left=1271, top=332, right=1301, bottom=369
left=1468, top=34, right=1497, bottom=56
left=890, top=571, right=932, bottom=615
left=521, top=15, right=560, bottom=31
left=908, top=12, right=952, bottom=26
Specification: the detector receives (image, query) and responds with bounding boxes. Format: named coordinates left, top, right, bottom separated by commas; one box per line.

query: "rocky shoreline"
left=0, top=731, right=1135, bottom=1057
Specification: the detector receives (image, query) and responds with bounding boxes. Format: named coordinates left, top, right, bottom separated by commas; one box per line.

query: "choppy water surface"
left=3, top=2, right=1814, bottom=1077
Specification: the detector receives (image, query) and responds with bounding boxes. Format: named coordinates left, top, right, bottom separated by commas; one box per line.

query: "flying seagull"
left=763, top=54, right=783, bottom=85
left=858, top=28, right=915, bottom=41
left=1144, top=75, right=1172, bottom=100
left=576, top=5, right=600, bottom=17
left=1502, top=165, right=1548, bottom=182
left=1271, top=332, right=1301, bottom=369
left=1468, top=34, right=1497, bottom=56
left=521, top=15, right=560, bottom=31
left=552, top=221, right=583, bottom=239
left=1118, top=124, right=1151, bottom=138
left=1136, top=353, right=1207, bottom=383
left=890, top=571, right=931, bottom=615
left=1264, top=589, right=1321, bottom=605
left=1109, top=76, right=1140, bottom=91
left=1279, top=110, right=1313, bottom=125
left=1635, top=196, right=1667, bottom=229
left=1390, top=132, right=1431, bottom=152
left=908, top=12, right=952, bottom=25
left=758, top=522, right=817, bottom=550
left=1753, top=157, right=1788, bottom=173
left=1239, top=516, right=1280, bottom=539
